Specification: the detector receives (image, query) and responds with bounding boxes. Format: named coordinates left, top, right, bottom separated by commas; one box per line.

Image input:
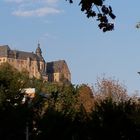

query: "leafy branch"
left=66, top=0, right=116, bottom=32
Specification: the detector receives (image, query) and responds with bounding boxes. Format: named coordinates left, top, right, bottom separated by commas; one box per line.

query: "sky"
left=0, top=0, right=140, bottom=94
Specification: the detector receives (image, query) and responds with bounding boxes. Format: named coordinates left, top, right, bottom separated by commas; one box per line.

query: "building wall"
left=0, top=45, right=71, bottom=83
left=0, top=57, right=7, bottom=64
left=0, top=56, right=42, bottom=79
left=53, top=72, right=60, bottom=82
left=61, top=62, right=71, bottom=82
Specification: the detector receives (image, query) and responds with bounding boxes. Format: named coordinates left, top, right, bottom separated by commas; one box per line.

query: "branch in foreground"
left=66, top=0, right=116, bottom=32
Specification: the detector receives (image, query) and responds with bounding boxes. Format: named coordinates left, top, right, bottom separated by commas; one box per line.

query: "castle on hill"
left=0, top=44, right=71, bottom=83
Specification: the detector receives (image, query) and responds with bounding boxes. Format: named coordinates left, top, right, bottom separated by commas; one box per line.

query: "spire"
left=37, top=41, right=40, bottom=48
left=36, top=42, right=42, bottom=57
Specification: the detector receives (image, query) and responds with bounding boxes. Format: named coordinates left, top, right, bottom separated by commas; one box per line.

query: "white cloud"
left=40, top=0, right=59, bottom=4
left=40, top=32, right=57, bottom=41
left=5, top=0, right=59, bottom=5
left=4, top=0, right=24, bottom=3
left=4, top=0, right=61, bottom=17
left=12, top=6, right=61, bottom=17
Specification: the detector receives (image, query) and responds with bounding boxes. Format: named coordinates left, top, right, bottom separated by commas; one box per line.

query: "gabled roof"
left=0, top=45, right=10, bottom=50
left=9, top=50, right=40, bottom=60
left=46, top=60, right=70, bottom=74
left=0, top=45, right=44, bottom=61
left=0, top=45, right=10, bottom=57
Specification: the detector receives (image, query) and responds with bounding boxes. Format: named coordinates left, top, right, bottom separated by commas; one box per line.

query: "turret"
left=36, top=43, right=42, bottom=57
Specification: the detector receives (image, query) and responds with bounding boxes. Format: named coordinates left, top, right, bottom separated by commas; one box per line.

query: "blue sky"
left=0, top=0, right=140, bottom=94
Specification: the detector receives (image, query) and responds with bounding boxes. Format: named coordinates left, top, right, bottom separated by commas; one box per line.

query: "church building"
left=0, top=44, right=71, bottom=83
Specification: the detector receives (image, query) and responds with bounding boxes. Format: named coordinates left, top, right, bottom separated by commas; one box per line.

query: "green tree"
left=0, top=63, right=34, bottom=140
left=89, top=98, right=140, bottom=139
left=41, top=83, right=78, bottom=116
left=0, top=63, right=29, bottom=105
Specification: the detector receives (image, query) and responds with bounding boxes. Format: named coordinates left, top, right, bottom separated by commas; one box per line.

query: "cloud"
left=4, top=0, right=61, bottom=17
left=40, top=32, right=57, bottom=41
left=4, top=0, right=58, bottom=3
left=5, top=0, right=59, bottom=5
left=43, top=0, right=59, bottom=4
left=4, top=0, right=24, bottom=3
left=12, top=7, right=61, bottom=17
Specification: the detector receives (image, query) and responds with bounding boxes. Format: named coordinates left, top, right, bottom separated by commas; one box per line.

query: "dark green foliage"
left=0, top=63, right=28, bottom=106
left=0, top=63, right=34, bottom=140
left=36, top=106, right=89, bottom=140
left=89, top=99, right=140, bottom=139
left=1, top=64, right=140, bottom=139
left=0, top=103, right=33, bottom=140
left=42, top=83, right=78, bottom=116
left=35, top=98, right=140, bottom=140
left=66, top=0, right=116, bottom=32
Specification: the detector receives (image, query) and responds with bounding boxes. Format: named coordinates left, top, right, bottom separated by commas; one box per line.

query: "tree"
left=66, top=0, right=116, bottom=32
left=93, top=77, right=128, bottom=103
left=35, top=83, right=92, bottom=140
left=41, top=83, right=78, bottom=116
left=76, top=84, right=94, bottom=113
left=0, top=63, right=34, bottom=140
left=0, top=63, right=28, bottom=105
left=89, top=98, right=140, bottom=139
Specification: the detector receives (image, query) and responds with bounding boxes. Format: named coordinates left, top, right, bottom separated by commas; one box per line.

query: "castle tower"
left=36, top=43, right=42, bottom=57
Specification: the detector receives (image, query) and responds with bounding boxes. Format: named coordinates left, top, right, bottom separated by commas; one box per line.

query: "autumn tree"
left=76, top=84, right=94, bottom=113
left=93, top=77, right=128, bottom=103
left=35, top=83, right=93, bottom=140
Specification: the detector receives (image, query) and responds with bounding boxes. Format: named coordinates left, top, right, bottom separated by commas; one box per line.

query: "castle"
left=0, top=44, right=71, bottom=83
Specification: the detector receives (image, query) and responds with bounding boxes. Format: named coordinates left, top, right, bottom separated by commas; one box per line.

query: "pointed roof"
left=46, top=60, right=70, bottom=74
left=0, top=45, right=44, bottom=61
left=0, top=45, right=10, bottom=57
left=36, top=43, right=42, bottom=55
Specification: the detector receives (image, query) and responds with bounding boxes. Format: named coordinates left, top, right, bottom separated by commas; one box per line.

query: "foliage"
left=0, top=63, right=30, bottom=106
left=0, top=63, right=34, bottom=140
left=66, top=0, right=116, bottom=32
left=89, top=98, right=140, bottom=139
left=36, top=93, right=140, bottom=140
left=40, top=108, right=92, bottom=140
left=41, top=83, right=79, bottom=116
left=1, top=63, right=140, bottom=139
left=94, top=77, right=128, bottom=103
left=76, top=84, right=94, bottom=113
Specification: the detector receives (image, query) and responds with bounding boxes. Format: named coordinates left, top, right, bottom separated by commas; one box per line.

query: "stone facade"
left=47, top=60, right=71, bottom=83
left=0, top=44, right=71, bottom=83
